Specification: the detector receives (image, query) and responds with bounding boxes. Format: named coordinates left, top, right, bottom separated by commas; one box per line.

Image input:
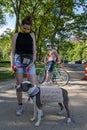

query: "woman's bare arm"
left=10, top=33, right=18, bottom=66
left=30, top=33, right=37, bottom=63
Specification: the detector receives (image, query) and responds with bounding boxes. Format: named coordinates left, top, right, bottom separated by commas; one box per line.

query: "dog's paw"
left=58, top=109, right=64, bottom=115
left=35, top=121, right=40, bottom=126
left=67, top=118, right=71, bottom=123
left=30, top=117, right=36, bottom=121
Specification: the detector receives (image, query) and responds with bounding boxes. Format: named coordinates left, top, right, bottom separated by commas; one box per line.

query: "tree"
left=0, top=1, right=6, bottom=26
left=2, top=0, right=24, bottom=32
left=0, top=0, right=87, bottom=60
left=0, top=29, right=13, bottom=60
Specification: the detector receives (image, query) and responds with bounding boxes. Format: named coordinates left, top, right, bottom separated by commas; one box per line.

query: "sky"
left=0, top=14, right=16, bottom=35
left=0, top=7, right=84, bottom=35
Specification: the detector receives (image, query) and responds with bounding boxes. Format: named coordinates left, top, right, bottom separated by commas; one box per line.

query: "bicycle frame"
left=37, top=63, right=69, bottom=86
left=51, top=67, right=61, bottom=79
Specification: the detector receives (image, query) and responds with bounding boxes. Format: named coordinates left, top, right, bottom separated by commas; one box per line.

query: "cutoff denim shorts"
left=13, top=54, right=36, bottom=74
left=47, top=60, right=55, bottom=72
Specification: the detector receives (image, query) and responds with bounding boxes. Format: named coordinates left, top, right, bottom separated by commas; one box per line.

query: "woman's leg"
left=45, top=61, right=53, bottom=82
left=29, top=74, right=36, bottom=85
left=27, top=64, right=37, bottom=85
left=42, top=61, right=55, bottom=85
left=15, top=72, right=23, bottom=116
left=15, top=73, right=23, bottom=104
left=13, top=54, right=24, bottom=115
left=45, top=70, right=51, bottom=82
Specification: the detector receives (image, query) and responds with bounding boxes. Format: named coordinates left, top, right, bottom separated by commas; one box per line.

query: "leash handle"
left=26, top=68, right=30, bottom=80
left=13, top=65, right=30, bottom=80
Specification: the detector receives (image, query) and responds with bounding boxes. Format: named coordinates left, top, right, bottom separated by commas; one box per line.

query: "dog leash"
left=13, top=65, right=30, bottom=80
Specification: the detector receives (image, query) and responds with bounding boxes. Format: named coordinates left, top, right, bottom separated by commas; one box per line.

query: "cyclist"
left=42, top=43, right=61, bottom=85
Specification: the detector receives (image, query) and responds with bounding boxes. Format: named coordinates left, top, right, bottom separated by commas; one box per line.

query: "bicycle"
left=37, top=63, right=69, bottom=86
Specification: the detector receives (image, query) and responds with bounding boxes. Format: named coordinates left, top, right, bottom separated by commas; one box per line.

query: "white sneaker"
left=42, top=82, right=47, bottom=86
left=42, top=81, right=52, bottom=86
left=46, top=81, right=52, bottom=85
left=16, top=105, right=23, bottom=116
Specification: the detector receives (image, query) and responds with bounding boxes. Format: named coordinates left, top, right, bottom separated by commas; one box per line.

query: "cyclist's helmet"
left=46, top=43, right=51, bottom=46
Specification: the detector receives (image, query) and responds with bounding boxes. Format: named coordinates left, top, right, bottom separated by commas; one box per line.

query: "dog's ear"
left=26, top=81, right=33, bottom=88
left=21, top=81, right=32, bottom=92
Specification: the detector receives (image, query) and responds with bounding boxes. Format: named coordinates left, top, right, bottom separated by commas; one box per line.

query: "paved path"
left=0, top=67, right=87, bottom=130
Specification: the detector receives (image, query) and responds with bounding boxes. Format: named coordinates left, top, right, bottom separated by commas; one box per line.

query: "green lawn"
left=0, top=62, right=14, bottom=81
left=0, top=70, right=14, bottom=81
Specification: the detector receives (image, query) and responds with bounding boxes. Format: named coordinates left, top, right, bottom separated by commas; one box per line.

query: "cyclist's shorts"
left=47, top=61, right=55, bottom=72
left=13, top=54, right=36, bottom=74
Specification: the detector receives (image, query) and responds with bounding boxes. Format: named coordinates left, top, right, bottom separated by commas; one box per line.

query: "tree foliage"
left=0, top=0, right=6, bottom=26
left=0, top=29, right=13, bottom=60
left=0, top=0, right=87, bottom=61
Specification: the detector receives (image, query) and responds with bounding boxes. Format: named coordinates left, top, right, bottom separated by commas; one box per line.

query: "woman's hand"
left=44, top=61, right=47, bottom=65
left=26, top=62, right=33, bottom=70
left=12, top=64, right=17, bottom=71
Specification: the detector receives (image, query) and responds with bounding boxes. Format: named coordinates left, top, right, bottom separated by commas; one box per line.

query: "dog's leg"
left=62, top=88, right=71, bottom=123
left=58, top=103, right=64, bottom=114
left=30, top=96, right=37, bottom=121
left=35, top=108, right=42, bottom=126
left=35, top=89, right=43, bottom=126
left=36, top=88, right=43, bottom=117
left=63, top=100, right=71, bottom=123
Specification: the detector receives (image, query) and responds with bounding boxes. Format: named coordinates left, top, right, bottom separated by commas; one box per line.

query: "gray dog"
left=16, top=81, right=71, bottom=126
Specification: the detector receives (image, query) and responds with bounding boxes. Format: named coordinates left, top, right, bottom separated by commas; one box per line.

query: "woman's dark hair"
left=21, top=15, right=32, bottom=25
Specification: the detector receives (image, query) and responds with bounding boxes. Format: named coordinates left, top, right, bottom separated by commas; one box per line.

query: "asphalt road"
left=63, top=63, right=85, bottom=79
left=0, top=64, right=87, bottom=130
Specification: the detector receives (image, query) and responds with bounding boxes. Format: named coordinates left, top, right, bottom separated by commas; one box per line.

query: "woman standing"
left=10, top=15, right=37, bottom=116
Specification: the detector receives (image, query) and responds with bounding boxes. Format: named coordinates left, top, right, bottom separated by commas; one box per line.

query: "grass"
left=0, top=70, right=14, bottom=81
left=0, top=63, right=14, bottom=81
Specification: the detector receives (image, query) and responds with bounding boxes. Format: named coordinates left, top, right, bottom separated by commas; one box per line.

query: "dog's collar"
left=27, top=85, right=37, bottom=95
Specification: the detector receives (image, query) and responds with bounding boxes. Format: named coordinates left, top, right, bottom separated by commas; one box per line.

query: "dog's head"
left=21, top=81, right=33, bottom=92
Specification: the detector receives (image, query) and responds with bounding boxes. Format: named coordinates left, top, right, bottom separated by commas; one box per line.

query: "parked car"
left=82, top=60, right=87, bottom=64
left=74, top=60, right=82, bottom=64
left=69, top=60, right=82, bottom=64
left=61, top=59, right=68, bottom=64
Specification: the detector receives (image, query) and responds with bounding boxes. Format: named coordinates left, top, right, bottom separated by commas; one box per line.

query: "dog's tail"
left=36, top=87, right=43, bottom=109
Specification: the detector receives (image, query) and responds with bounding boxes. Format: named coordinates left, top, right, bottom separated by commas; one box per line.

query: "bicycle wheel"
left=37, top=69, right=46, bottom=83
left=55, top=69, right=69, bottom=86
left=51, top=71, right=56, bottom=83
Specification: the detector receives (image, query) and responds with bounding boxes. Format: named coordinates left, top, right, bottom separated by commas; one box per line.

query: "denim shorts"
left=47, top=61, right=55, bottom=72
left=13, top=54, right=36, bottom=74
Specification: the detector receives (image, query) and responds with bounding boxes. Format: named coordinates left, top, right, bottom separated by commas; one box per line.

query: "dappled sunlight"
left=70, top=100, right=87, bottom=107
left=0, top=90, right=16, bottom=103
left=45, top=115, right=65, bottom=121
left=0, top=73, right=87, bottom=129
left=0, top=90, right=16, bottom=98
left=0, top=120, right=32, bottom=127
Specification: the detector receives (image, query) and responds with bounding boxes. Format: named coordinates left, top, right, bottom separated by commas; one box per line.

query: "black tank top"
left=15, top=32, right=33, bottom=54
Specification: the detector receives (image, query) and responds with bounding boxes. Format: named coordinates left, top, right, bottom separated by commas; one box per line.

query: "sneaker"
left=42, top=81, right=52, bottom=86
left=42, top=82, right=47, bottom=86
left=16, top=105, right=23, bottom=116
left=46, top=80, right=52, bottom=85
